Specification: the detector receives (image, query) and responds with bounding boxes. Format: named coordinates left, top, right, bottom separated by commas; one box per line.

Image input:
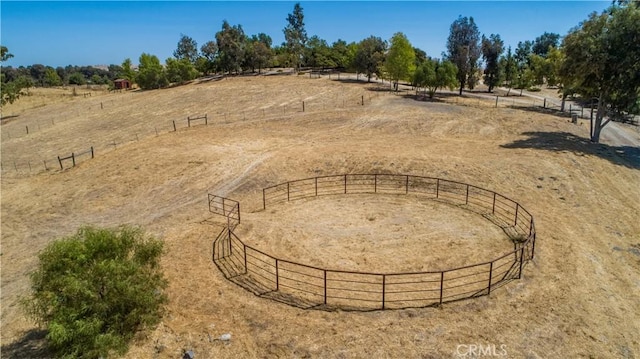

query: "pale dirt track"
left=1, top=75, right=639, bottom=358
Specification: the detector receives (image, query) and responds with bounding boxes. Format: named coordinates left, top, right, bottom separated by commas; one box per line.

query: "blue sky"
left=1, top=1, right=610, bottom=68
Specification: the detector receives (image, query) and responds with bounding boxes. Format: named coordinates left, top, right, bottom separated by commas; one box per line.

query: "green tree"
left=354, top=36, right=387, bottom=82
left=561, top=3, right=640, bottom=142
left=243, top=33, right=273, bottom=73
left=481, top=33, right=504, bottom=92
left=532, top=32, right=560, bottom=57
left=121, top=58, right=136, bottom=83
left=384, top=32, right=416, bottom=91
left=544, top=46, right=563, bottom=88
left=283, top=2, right=307, bottom=71
left=199, top=41, right=219, bottom=75
left=216, top=21, right=246, bottom=74
left=500, top=46, right=517, bottom=93
left=137, top=53, right=168, bottom=90
left=68, top=72, right=86, bottom=85
left=446, top=16, right=482, bottom=95
left=44, top=67, right=63, bottom=86
left=0, top=46, right=29, bottom=105
left=1, top=45, right=13, bottom=62
left=23, top=226, right=167, bottom=359
left=413, top=58, right=458, bottom=99
left=174, top=34, right=199, bottom=63
left=304, top=35, right=335, bottom=69
left=166, top=57, right=198, bottom=84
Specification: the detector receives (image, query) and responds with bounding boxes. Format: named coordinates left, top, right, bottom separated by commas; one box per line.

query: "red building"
left=113, top=79, right=131, bottom=90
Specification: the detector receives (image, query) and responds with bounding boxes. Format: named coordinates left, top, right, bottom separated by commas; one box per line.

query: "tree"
left=532, top=32, right=560, bottom=57
left=304, top=35, right=335, bottom=69
left=384, top=32, right=416, bottom=91
left=68, top=72, right=86, bottom=85
left=121, top=58, right=136, bottom=83
left=500, top=46, right=517, bottom=93
left=173, top=34, right=199, bottom=63
left=283, top=2, right=307, bottom=71
left=544, top=46, right=563, bottom=88
left=328, top=39, right=351, bottom=70
left=216, top=21, right=245, bottom=74
left=23, top=226, right=167, bottom=359
left=137, top=53, right=168, bottom=90
left=0, top=46, right=29, bottom=105
left=1, top=45, right=13, bottom=62
left=165, top=57, right=198, bottom=84
left=199, top=41, right=219, bottom=75
left=561, top=3, right=640, bottom=142
left=481, top=34, right=504, bottom=92
left=353, top=36, right=387, bottom=82
left=413, top=58, right=458, bottom=99
left=44, top=67, right=63, bottom=87
left=446, top=16, right=482, bottom=95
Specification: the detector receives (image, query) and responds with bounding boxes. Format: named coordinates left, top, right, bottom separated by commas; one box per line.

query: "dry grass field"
left=1, top=75, right=639, bottom=358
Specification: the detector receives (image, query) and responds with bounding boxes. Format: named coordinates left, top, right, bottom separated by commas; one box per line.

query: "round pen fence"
left=210, top=174, right=536, bottom=311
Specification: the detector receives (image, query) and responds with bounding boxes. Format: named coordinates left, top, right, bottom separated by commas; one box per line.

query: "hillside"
left=1, top=75, right=639, bottom=358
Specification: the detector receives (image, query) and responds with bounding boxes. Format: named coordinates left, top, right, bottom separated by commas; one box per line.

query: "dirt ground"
left=1, top=75, right=639, bottom=358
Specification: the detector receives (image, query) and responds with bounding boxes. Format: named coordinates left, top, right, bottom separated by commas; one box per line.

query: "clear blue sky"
left=1, top=1, right=610, bottom=68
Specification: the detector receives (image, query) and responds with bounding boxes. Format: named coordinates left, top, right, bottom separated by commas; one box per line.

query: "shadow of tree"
left=501, top=131, right=640, bottom=170
left=0, top=329, right=51, bottom=359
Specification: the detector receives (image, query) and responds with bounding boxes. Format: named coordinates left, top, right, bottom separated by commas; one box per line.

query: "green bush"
left=23, top=226, right=168, bottom=358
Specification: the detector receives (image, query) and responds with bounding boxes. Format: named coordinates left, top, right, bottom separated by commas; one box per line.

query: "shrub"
left=23, top=226, right=168, bottom=358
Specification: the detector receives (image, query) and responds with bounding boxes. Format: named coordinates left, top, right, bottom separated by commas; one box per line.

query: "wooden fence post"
left=173, top=120, right=176, bottom=131
left=487, top=262, right=494, bottom=295
left=58, top=156, right=63, bottom=170
left=91, top=146, right=94, bottom=159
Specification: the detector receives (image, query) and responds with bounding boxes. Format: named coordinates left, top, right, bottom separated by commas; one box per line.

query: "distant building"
left=113, top=79, right=131, bottom=90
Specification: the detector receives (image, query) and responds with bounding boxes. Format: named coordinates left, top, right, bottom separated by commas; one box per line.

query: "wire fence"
left=210, top=174, right=536, bottom=311
left=1, top=83, right=381, bottom=176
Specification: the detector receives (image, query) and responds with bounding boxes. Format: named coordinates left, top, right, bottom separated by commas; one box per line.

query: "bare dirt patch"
left=2, top=75, right=639, bottom=358
left=238, top=195, right=512, bottom=273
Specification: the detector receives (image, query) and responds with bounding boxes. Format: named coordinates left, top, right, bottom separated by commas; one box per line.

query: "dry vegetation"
left=1, top=75, right=639, bottom=358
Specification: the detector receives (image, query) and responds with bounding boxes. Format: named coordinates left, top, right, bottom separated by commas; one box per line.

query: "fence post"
left=43, top=160, right=48, bottom=171
left=495, top=96, right=498, bottom=108
left=436, top=179, right=440, bottom=198
left=518, top=247, right=525, bottom=279
left=287, top=182, right=290, bottom=201
left=275, top=259, right=279, bottom=290
left=324, top=270, right=327, bottom=305
left=90, top=146, right=94, bottom=159
left=492, top=193, right=496, bottom=214
left=487, top=262, right=494, bottom=295
left=514, top=204, right=519, bottom=226
left=344, top=174, right=347, bottom=194
left=405, top=175, right=409, bottom=194
left=303, top=101, right=305, bottom=112
left=58, top=156, right=63, bottom=170
left=374, top=174, right=377, bottom=193
left=237, top=202, right=241, bottom=224
left=465, top=185, right=469, bottom=205
left=362, top=95, right=364, bottom=106
left=315, top=177, right=318, bottom=197
left=243, top=244, right=248, bottom=274
left=439, top=272, right=445, bottom=305
left=173, top=120, right=176, bottom=132
left=205, top=114, right=208, bottom=125
left=26, top=125, right=29, bottom=134
left=263, top=189, right=266, bottom=210
left=543, top=98, right=546, bottom=108
left=71, top=153, right=76, bottom=167
left=382, top=274, right=386, bottom=309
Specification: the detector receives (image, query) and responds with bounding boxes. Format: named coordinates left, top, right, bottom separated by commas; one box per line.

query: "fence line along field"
left=1, top=75, right=639, bottom=358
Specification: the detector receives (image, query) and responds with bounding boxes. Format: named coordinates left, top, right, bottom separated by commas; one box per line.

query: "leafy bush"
left=23, top=226, right=168, bottom=358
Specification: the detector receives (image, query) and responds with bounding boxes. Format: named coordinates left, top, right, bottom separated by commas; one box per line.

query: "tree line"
left=1, top=2, right=638, bottom=142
